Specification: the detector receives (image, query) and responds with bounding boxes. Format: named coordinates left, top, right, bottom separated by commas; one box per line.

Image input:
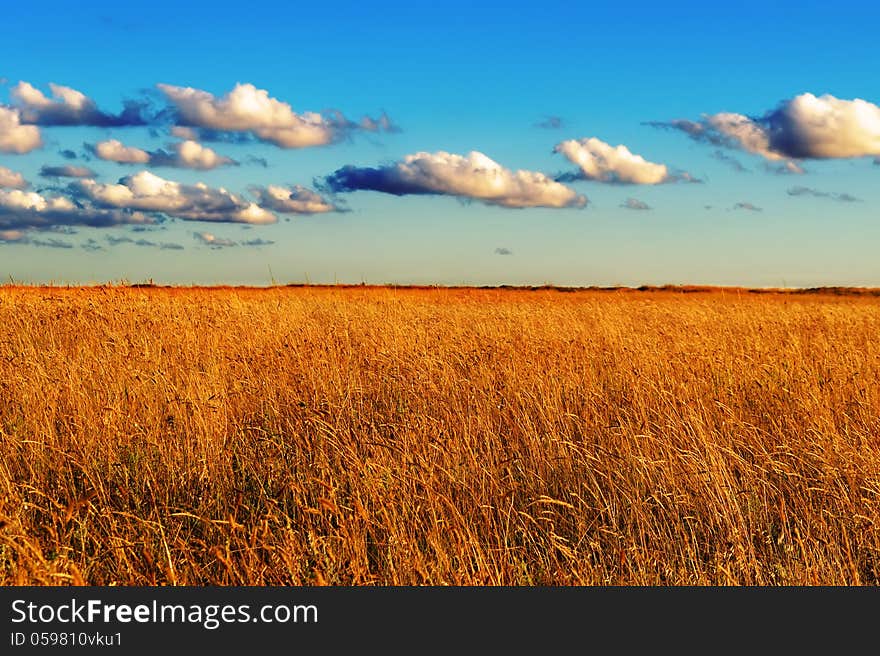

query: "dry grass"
left=1, top=285, right=879, bottom=585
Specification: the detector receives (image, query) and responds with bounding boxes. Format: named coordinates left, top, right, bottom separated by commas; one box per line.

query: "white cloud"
left=0, top=188, right=150, bottom=231
left=1, top=189, right=81, bottom=213
left=254, top=122, right=337, bottom=148
left=0, top=166, right=28, bottom=189
left=76, top=171, right=277, bottom=224
left=324, top=150, right=587, bottom=208
left=170, top=126, right=199, bottom=140
left=171, top=140, right=234, bottom=170
left=92, top=138, right=235, bottom=170
left=0, top=107, right=42, bottom=153
left=158, top=83, right=300, bottom=131
left=652, top=93, right=880, bottom=163
left=94, top=139, right=151, bottom=164
left=699, top=114, right=804, bottom=173
left=13, top=81, right=87, bottom=111
left=771, top=93, right=880, bottom=159
left=11, top=81, right=148, bottom=126
left=554, top=138, right=689, bottom=184
left=706, top=113, right=782, bottom=160
left=251, top=185, right=340, bottom=214
left=158, top=82, right=336, bottom=148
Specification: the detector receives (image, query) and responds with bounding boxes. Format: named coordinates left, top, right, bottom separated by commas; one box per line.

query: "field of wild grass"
left=0, top=285, right=879, bottom=585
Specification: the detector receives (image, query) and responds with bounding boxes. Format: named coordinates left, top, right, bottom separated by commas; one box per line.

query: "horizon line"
left=3, top=281, right=880, bottom=297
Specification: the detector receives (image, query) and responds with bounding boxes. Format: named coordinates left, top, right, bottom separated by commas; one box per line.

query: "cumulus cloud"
left=170, top=126, right=199, bottom=140
left=554, top=138, right=693, bottom=184
left=241, top=238, right=275, bottom=247
left=0, top=167, right=28, bottom=189
left=732, top=202, right=762, bottom=211
left=75, top=171, right=276, bottom=224
left=158, top=82, right=396, bottom=148
left=39, top=165, right=97, bottom=179
left=621, top=198, right=651, bottom=210
left=150, top=140, right=236, bottom=170
left=494, top=247, right=513, bottom=255
left=11, top=81, right=150, bottom=126
left=90, top=139, right=150, bottom=164
left=768, top=93, right=880, bottom=159
left=709, top=113, right=783, bottom=160
left=59, top=149, right=79, bottom=160
left=89, top=138, right=236, bottom=170
left=648, top=116, right=790, bottom=167
left=322, top=150, right=586, bottom=208
left=787, top=186, right=861, bottom=202
left=649, top=93, right=880, bottom=165
left=159, top=83, right=328, bottom=134
left=194, top=231, right=237, bottom=248
left=251, top=185, right=340, bottom=214
left=0, top=188, right=151, bottom=233
left=0, top=106, right=42, bottom=153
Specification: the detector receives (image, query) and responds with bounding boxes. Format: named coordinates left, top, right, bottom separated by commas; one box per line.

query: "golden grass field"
left=1, top=285, right=879, bottom=585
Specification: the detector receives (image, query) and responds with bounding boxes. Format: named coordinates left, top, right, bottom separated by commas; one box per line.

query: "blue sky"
left=1, top=0, right=878, bottom=286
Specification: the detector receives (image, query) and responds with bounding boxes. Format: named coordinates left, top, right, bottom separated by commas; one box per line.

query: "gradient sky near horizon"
left=1, top=0, right=879, bottom=287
